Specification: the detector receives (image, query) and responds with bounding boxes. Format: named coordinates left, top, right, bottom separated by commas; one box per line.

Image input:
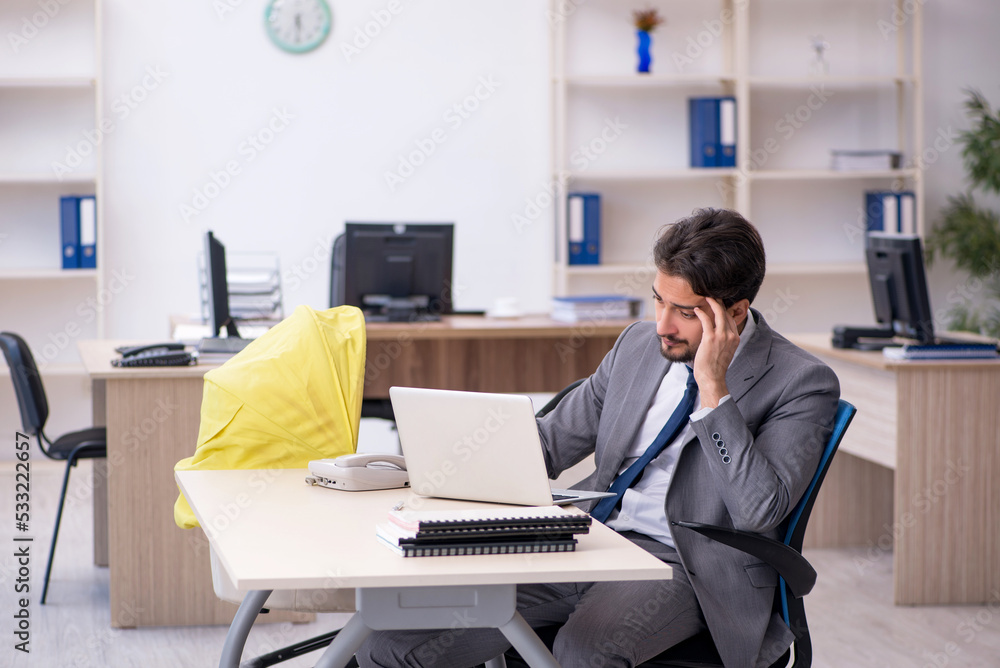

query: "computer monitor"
left=330, top=223, right=454, bottom=322
left=204, top=231, right=240, bottom=338
left=865, top=232, right=935, bottom=344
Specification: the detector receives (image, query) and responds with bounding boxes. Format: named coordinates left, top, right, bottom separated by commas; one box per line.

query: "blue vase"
left=636, top=30, right=652, bottom=73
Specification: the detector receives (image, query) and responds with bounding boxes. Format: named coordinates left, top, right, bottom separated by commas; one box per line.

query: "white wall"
left=100, top=0, right=552, bottom=340
left=920, top=1, right=1000, bottom=324
left=96, top=0, right=1000, bottom=340
left=4, top=1, right=1000, bottom=449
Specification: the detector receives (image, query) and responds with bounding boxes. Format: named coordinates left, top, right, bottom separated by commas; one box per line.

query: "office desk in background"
left=790, top=334, right=1000, bottom=606
left=78, top=315, right=631, bottom=627
left=176, top=470, right=672, bottom=668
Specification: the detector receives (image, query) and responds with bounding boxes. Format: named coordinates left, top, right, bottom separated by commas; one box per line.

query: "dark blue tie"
left=590, top=367, right=698, bottom=523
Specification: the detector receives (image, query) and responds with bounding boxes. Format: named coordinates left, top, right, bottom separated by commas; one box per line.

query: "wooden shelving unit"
left=550, top=0, right=923, bottom=303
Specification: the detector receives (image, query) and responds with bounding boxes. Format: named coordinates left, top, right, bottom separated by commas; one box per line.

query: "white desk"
left=176, top=469, right=673, bottom=668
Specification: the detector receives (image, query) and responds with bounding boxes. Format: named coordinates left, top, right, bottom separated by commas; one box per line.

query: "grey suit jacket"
left=537, top=310, right=840, bottom=668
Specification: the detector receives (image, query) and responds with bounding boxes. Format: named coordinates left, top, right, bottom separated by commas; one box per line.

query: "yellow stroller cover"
left=174, top=305, right=366, bottom=529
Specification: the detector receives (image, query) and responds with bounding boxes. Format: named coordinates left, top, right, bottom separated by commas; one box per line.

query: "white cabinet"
left=0, top=0, right=104, bottom=368
left=550, top=0, right=922, bottom=320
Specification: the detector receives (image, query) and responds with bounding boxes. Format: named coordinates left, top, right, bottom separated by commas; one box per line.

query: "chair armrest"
left=671, top=521, right=816, bottom=598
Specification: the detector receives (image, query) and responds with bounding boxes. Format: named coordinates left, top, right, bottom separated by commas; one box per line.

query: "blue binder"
left=864, top=191, right=900, bottom=233
left=567, top=192, right=600, bottom=265
left=59, top=195, right=81, bottom=269
left=78, top=195, right=97, bottom=268
left=689, top=98, right=719, bottom=167
left=717, top=97, right=736, bottom=167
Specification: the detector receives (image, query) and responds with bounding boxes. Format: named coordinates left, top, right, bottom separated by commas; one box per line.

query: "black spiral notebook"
left=377, top=505, right=591, bottom=557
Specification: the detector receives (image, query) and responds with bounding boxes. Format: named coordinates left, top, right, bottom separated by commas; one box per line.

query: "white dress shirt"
left=606, top=314, right=757, bottom=547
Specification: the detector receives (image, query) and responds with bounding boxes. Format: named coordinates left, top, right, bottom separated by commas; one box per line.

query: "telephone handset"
left=115, top=342, right=186, bottom=357
left=111, top=342, right=197, bottom=368
left=306, top=453, right=409, bottom=491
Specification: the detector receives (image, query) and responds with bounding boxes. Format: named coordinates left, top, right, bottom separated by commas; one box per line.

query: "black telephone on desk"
left=112, top=343, right=197, bottom=368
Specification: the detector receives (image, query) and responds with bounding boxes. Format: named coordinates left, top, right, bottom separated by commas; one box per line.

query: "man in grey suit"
left=358, top=208, right=840, bottom=668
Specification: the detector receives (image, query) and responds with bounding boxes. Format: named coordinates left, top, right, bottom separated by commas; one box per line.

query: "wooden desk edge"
left=787, top=333, right=1000, bottom=370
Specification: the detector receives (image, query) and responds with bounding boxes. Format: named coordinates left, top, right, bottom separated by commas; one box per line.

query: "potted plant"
left=925, top=89, right=1000, bottom=338
left=633, top=8, right=664, bottom=74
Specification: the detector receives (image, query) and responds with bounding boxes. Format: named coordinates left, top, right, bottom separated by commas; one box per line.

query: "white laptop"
left=389, top=386, right=614, bottom=506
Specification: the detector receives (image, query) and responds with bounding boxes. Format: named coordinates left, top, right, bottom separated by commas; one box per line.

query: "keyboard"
left=197, top=337, right=251, bottom=354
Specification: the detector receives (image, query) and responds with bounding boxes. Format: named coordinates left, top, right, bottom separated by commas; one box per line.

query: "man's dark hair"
left=653, top=208, right=766, bottom=306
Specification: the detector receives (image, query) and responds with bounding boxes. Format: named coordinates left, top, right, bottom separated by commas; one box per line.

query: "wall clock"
left=264, top=0, right=332, bottom=54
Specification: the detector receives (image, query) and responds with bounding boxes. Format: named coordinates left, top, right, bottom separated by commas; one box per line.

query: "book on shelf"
left=550, top=295, right=645, bottom=323
left=831, top=150, right=902, bottom=171
left=378, top=504, right=591, bottom=557
left=568, top=192, right=600, bottom=265
left=883, top=341, right=999, bottom=360
left=864, top=190, right=916, bottom=234
left=689, top=96, right=736, bottom=168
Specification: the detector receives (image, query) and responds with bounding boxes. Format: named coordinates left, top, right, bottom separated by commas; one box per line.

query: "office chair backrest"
left=784, top=399, right=856, bottom=551
left=779, top=398, right=855, bottom=624
left=535, top=379, right=585, bottom=419
left=0, top=332, right=49, bottom=437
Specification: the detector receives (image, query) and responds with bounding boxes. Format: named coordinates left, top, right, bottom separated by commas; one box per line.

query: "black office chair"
left=503, top=399, right=857, bottom=668
left=0, top=331, right=107, bottom=604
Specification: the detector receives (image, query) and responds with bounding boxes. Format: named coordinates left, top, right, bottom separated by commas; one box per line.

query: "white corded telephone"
left=305, top=453, right=409, bottom=491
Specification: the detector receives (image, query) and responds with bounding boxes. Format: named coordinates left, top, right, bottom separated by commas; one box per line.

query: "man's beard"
left=659, top=336, right=696, bottom=363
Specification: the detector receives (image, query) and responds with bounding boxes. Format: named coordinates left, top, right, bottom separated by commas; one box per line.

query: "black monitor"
left=204, top=231, right=240, bottom=339
left=866, top=232, right=935, bottom=344
left=330, top=223, right=454, bottom=322
left=833, top=232, right=937, bottom=349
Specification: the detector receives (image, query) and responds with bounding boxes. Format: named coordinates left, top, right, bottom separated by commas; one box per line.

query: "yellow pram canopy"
left=174, top=305, right=366, bottom=529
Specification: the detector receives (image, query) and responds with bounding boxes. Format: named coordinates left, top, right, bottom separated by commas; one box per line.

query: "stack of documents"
left=228, top=268, right=282, bottom=321
left=551, top=295, right=644, bottom=323
left=831, top=150, right=902, bottom=171
left=376, top=505, right=591, bottom=557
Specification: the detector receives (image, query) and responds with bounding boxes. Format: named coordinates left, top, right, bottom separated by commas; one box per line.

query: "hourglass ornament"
left=809, top=35, right=830, bottom=76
